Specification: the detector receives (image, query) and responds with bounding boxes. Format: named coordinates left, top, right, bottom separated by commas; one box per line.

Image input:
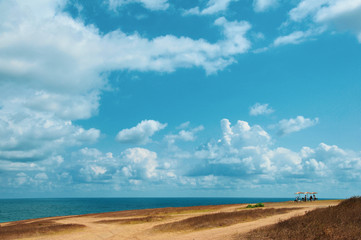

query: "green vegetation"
left=246, top=203, right=264, bottom=208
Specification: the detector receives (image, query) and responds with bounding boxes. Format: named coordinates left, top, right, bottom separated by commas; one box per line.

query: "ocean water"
left=0, top=197, right=293, bottom=223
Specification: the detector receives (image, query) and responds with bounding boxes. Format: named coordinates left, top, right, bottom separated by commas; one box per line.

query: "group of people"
left=295, top=194, right=317, bottom=202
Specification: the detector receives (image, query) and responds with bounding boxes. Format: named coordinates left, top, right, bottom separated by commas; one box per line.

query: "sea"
left=0, top=197, right=294, bottom=223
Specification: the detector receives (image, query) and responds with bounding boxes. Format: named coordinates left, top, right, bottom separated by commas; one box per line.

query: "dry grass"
left=89, top=204, right=237, bottom=218
left=0, top=219, right=85, bottom=240
left=153, top=207, right=296, bottom=232
left=95, top=215, right=167, bottom=224
left=238, top=197, right=361, bottom=240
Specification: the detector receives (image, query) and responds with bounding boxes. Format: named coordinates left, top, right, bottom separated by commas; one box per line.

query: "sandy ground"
left=0, top=200, right=341, bottom=240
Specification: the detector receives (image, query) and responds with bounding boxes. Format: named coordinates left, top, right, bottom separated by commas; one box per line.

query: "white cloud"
left=108, top=0, right=169, bottom=11
left=116, top=120, right=167, bottom=145
left=289, top=0, right=361, bottom=43
left=0, top=108, right=99, bottom=162
left=122, top=148, right=158, bottom=179
left=2, top=117, right=361, bottom=194
left=253, top=0, right=278, bottom=12
left=273, top=31, right=308, bottom=46
left=176, top=121, right=190, bottom=129
left=165, top=125, right=204, bottom=144
left=90, top=166, right=107, bottom=176
left=0, top=160, right=43, bottom=172
left=190, top=119, right=361, bottom=188
left=273, top=28, right=327, bottom=46
left=0, top=1, right=252, bottom=80
left=249, top=103, right=274, bottom=116
left=220, top=119, right=271, bottom=147
left=277, top=116, right=319, bottom=135
left=34, top=172, right=48, bottom=180
left=289, top=0, right=328, bottom=22
left=25, top=91, right=99, bottom=120
left=214, top=17, right=252, bottom=56
left=184, top=0, right=237, bottom=15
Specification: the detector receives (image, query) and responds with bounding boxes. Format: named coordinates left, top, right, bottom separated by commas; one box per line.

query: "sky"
left=0, top=0, right=361, bottom=199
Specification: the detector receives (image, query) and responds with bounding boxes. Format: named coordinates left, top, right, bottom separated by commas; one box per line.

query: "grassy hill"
left=238, top=197, right=361, bottom=240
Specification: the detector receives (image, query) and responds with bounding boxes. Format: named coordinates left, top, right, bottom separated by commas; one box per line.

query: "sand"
left=0, top=200, right=341, bottom=240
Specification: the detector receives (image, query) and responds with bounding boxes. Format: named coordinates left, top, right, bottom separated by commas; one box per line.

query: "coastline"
left=0, top=199, right=341, bottom=240
left=0, top=197, right=296, bottom=223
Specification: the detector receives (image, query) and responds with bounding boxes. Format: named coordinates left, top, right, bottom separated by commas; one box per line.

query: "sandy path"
left=148, top=207, right=310, bottom=240
left=2, top=200, right=341, bottom=240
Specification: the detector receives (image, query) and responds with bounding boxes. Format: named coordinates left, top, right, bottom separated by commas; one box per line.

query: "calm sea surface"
left=0, top=197, right=294, bottom=223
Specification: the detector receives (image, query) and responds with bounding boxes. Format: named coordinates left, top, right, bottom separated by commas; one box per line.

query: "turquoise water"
left=0, top=198, right=293, bottom=223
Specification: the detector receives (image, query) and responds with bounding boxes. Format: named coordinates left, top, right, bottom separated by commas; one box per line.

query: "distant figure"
left=313, top=194, right=317, bottom=200
left=304, top=195, right=307, bottom=202
left=310, top=195, right=313, bottom=201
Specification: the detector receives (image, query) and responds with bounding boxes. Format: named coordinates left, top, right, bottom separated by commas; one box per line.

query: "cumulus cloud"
left=220, top=119, right=271, bottom=147
left=107, top=0, right=169, bottom=11
left=116, top=120, right=167, bottom=145
left=214, top=17, right=252, bottom=56
left=276, top=116, right=319, bottom=135
left=288, top=0, right=361, bottom=43
left=69, top=146, right=175, bottom=186
left=2, top=117, right=361, bottom=194
left=0, top=108, right=99, bottom=162
left=249, top=103, right=274, bottom=116
left=121, top=147, right=158, bottom=179
left=184, top=0, right=237, bottom=15
left=190, top=119, right=361, bottom=190
left=70, top=147, right=116, bottom=183
left=253, top=0, right=278, bottom=12
left=165, top=125, right=204, bottom=144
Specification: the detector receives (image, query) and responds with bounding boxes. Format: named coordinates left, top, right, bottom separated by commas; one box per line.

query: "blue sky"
left=0, top=0, right=361, bottom=198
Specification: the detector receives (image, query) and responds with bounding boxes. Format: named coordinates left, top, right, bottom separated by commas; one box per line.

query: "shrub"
left=246, top=203, right=264, bottom=208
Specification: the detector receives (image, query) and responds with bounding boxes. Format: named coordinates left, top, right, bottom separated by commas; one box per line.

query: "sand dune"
left=0, top=200, right=341, bottom=240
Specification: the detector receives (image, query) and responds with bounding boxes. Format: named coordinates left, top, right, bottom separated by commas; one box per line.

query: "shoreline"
left=0, top=199, right=342, bottom=240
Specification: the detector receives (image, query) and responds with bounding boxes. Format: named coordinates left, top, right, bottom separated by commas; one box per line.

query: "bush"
left=246, top=203, right=264, bottom=208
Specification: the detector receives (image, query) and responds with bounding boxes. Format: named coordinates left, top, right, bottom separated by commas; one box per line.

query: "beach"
left=0, top=199, right=341, bottom=240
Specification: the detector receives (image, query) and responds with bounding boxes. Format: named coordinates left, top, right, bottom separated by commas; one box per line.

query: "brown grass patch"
left=153, top=207, right=296, bottom=232
left=89, top=204, right=238, bottom=218
left=95, top=215, right=167, bottom=224
left=238, top=197, right=361, bottom=240
left=0, top=219, right=86, bottom=240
